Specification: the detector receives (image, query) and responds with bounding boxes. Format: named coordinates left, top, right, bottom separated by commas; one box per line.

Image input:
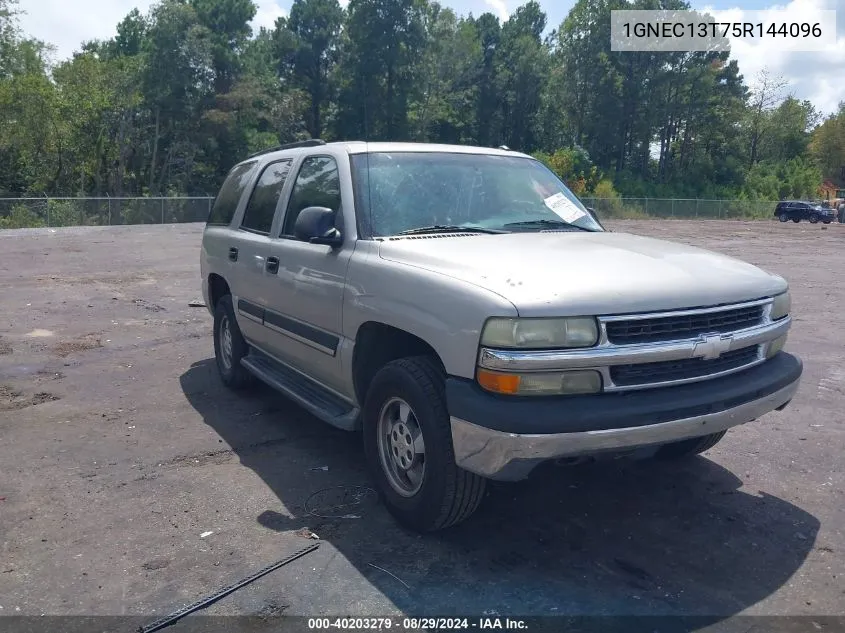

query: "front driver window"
left=282, top=156, right=341, bottom=237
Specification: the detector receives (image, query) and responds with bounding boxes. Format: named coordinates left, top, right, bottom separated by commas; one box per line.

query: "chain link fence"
left=0, top=196, right=784, bottom=229
left=0, top=197, right=214, bottom=229
left=580, top=197, right=779, bottom=220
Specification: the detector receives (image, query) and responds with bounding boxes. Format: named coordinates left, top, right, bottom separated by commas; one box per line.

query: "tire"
left=809, top=213, right=819, bottom=224
left=213, top=295, right=254, bottom=389
left=792, top=218, right=800, bottom=223
left=778, top=213, right=789, bottom=222
left=823, top=220, right=832, bottom=225
left=362, top=356, right=486, bottom=532
left=654, top=431, right=727, bottom=460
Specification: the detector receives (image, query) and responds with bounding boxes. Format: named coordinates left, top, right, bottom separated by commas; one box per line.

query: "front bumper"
left=448, top=352, right=802, bottom=480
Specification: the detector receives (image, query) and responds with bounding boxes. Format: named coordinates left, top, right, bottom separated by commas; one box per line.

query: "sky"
left=16, top=0, right=845, bottom=115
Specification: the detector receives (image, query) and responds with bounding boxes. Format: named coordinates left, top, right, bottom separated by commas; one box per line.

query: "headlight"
left=770, top=292, right=791, bottom=321
left=481, top=317, right=599, bottom=349
left=477, top=368, right=602, bottom=396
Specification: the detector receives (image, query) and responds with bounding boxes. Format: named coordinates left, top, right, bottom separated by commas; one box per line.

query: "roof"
left=337, top=141, right=532, bottom=159
left=241, top=140, right=533, bottom=165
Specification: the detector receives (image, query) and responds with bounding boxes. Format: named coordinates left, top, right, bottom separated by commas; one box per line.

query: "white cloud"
left=17, top=0, right=287, bottom=60
left=253, top=0, right=287, bottom=32
left=699, top=0, right=845, bottom=114
left=18, top=0, right=157, bottom=60
left=484, top=0, right=509, bottom=23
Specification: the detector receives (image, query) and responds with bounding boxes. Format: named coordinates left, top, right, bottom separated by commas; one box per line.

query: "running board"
left=241, top=351, right=359, bottom=431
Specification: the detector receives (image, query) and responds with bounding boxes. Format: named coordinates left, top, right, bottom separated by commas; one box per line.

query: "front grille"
left=605, top=304, right=764, bottom=345
left=610, top=345, right=760, bottom=387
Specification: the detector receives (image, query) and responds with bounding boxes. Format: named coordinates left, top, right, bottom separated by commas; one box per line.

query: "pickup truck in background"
left=201, top=140, right=803, bottom=532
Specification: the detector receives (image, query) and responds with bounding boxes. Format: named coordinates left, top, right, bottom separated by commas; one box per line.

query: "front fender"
left=343, top=244, right=518, bottom=379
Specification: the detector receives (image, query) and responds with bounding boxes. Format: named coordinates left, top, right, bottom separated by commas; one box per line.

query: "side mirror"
left=293, top=206, right=343, bottom=247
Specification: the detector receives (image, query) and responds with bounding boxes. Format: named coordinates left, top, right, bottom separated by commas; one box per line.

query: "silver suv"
left=201, top=140, right=803, bottom=531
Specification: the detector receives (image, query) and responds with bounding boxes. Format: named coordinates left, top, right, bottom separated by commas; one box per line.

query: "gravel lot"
left=0, top=220, right=843, bottom=624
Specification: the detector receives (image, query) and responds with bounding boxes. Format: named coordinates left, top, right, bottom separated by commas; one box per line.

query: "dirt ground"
left=0, top=220, right=843, bottom=626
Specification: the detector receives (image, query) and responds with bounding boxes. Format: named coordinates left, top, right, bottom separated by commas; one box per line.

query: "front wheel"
left=213, top=295, right=254, bottom=389
left=809, top=213, right=820, bottom=224
left=654, top=431, right=727, bottom=460
left=792, top=218, right=800, bottom=223
left=778, top=213, right=789, bottom=222
left=362, top=356, right=486, bottom=531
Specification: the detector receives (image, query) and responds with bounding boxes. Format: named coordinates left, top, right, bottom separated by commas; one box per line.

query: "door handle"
left=228, top=247, right=239, bottom=262
left=266, top=256, right=280, bottom=274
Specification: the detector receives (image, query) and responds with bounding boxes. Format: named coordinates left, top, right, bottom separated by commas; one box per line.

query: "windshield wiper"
left=397, top=225, right=505, bottom=235
left=503, top=219, right=595, bottom=232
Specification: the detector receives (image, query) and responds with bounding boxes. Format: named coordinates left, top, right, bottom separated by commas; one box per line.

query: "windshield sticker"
left=544, top=192, right=587, bottom=223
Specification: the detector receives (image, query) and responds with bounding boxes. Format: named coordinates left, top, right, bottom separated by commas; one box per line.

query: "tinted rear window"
left=207, top=162, right=256, bottom=226
left=241, top=160, right=293, bottom=234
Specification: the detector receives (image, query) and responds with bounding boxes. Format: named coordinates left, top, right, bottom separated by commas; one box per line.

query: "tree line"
left=1, top=0, right=843, bottom=202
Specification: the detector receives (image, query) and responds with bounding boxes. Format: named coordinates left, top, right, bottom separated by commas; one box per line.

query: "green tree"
left=810, top=103, right=845, bottom=185
left=743, top=157, right=821, bottom=200
left=0, top=0, right=838, bottom=210
left=335, top=0, right=425, bottom=140
left=494, top=1, right=547, bottom=151
left=273, top=0, right=343, bottom=139
left=142, top=0, right=214, bottom=193
left=744, top=68, right=788, bottom=167
left=191, top=0, right=256, bottom=93
left=409, top=4, right=480, bottom=143
left=470, top=12, right=500, bottom=147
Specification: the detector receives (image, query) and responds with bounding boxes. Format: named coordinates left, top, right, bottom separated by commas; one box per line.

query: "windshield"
left=351, top=152, right=604, bottom=237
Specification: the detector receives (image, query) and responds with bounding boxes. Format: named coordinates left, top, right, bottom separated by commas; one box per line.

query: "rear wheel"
left=213, top=295, right=254, bottom=389
left=809, top=213, right=820, bottom=224
left=654, top=431, right=727, bottom=460
left=362, top=356, right=486, bottom=531
left=778, top=212, right=789, bottom=222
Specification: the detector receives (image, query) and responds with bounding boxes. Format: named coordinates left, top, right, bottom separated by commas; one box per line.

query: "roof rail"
left=246, top=139, right=326, bottom=160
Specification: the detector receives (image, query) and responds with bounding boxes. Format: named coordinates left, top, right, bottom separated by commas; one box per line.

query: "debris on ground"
left=188, top=300, right=206, bottom=308
left=367, top=563, right=411, bottom=590
left=310, top=466, right=329, bottom=471
left=303, top=485, right=377, bottom=520
left=200, top=531, right=213, bottom=538
left=295, top=528, right=320, bottom=540
left=142, top=558, right=170, bottom=571
left=137, top=543, right=319, bottom=633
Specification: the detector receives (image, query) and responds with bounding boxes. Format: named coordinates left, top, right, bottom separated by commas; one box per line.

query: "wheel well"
left=208, top=274, right=230, bottom=309
left=352, top=322, right=444, bottom=405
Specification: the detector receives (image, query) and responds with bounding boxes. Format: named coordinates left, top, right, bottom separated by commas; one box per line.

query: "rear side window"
left=240, top=160, right=293, bottom=234
left=207, top=162, right=256, bottom=226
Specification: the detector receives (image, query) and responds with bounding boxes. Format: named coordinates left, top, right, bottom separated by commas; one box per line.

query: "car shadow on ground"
left=179, top=358, right=819, bottom=619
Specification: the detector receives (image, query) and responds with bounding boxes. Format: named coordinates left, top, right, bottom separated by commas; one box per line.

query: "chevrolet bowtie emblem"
left=692, top=333, right=733, bottom=360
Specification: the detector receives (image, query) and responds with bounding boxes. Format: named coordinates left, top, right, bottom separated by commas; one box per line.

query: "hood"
left=377, top=231, right=787, bottom=317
